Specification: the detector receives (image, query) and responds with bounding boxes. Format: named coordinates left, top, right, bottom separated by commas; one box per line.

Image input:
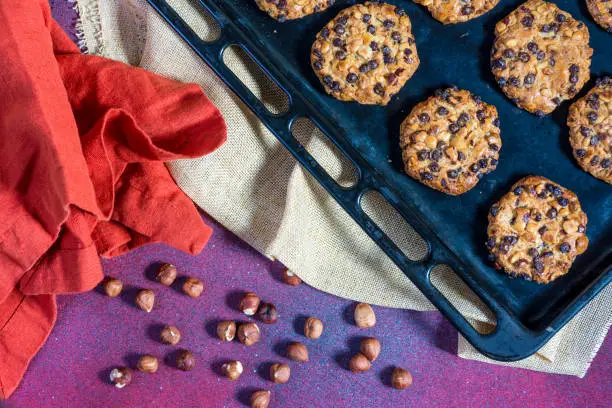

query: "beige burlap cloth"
left=80, top=0, right=610, bottom=376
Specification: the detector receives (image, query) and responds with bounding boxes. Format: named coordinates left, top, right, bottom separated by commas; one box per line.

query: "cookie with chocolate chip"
left=413, top=0, right=501, bottom=24
left=310, top=2, right=420, bottom=105
left=586, top=0, right=612, bottom=32
left=567, top=77, right=612, bottom=184
left=487, top=176, right=589, bottom=284
left=399, top=88, right=502, bottom=195
left=255, top=0, right=333, bottom=21
left=491, top=0, right=593, bottom=116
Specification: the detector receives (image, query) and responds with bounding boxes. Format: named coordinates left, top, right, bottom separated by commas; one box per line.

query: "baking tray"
left=147, top=0, right=612, bottom=360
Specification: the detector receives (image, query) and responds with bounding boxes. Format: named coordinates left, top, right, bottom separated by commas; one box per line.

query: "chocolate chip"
left=395, top=7, right=406, bottom=16
left=431, top=149, right=442, bottom=161
left=447, top=169, right=459, bottom=179
left=332, top=38, right=344, bottom=47
left=513, top=186, right=524, bottom=195
left=489, top=143, right=499, bottom=151
left=334, top=24, right=345, bottom=35
left=335, top=50, right=346, bottom=60
left=536, top=50, right=545, bottom=60
left=535, top=110, right=545, bottom=118
left=404, top=48, right=412, bottom=57
left=478, top=159, right=488, bottom=168
left=313, top=49, right=322, bottom=58
left=437, top=106, right=448, bottom=116
left=580, top=126, right=591, bottom=137
left=320, top=28, right=330, bottom=39
left=556, top=13, right=566, bottom=23
left=313, top=61, right=323, bottom=70
left=323, top=75, right=333, bottom=85
left=499, top=243, right=510, bottom=254
left=547, top=208, right=557, bottom=219
left=417, top=150, right=430, bottom=161
left=418, top=113, right=431, bottom=123
left=458, top=112, right=470, bottom=124
left=429, top=162, right=440, bottom=172
left=587, top=112, right=598, bottom=123
left=486, top=237, right=496, bottom=248
left=392, top=32, right=401, bottom=43
left=330, top=81, right=340, bottom=91
left=521, top=15, right=534, bottom=27
left=602, top=159, right=611, bottom=169
left=549, top=58, right=556, bottom=67
left=533, top=258, right=544, bottom=273
left=373, top=83, right=385, bottom=95
left=538, top=226, right=547, bottom=235
left=527, top=42, right=538, bottom=53
left=382, top=46, right=391, bottom=56
left=524, top=73, right=536, bottom=85
left=346, top=73, right=358, bottom=83
left=384, top=55, right=396, bottom=65
left=383, top=19, right=394, bottom=29
left=493, top=118, right=500, bottom=127
left=421, top=172, right=434, bottom=181
left=559, top=242, right=570, bottom=253
left=590, top=156, right=600, bottom=166
left=492, top=58, right=506, bottom=70
left=518, top=51, right=530, bottom=62
left=578, top=224, right=586, bottom=233
left=490, top=205, right=499, bottom=216
left=503, top=49, right=515, bottom=59
left=362, top=14, right=371, bottom=23
left=367, top=25, right=376, bottom=34
left=449, top=123, right=460, bottom=133
left=575, top=149, right=586, bottom=158
left=589, top=135, right=599, bottom=146
left=569, top=73, right=579, bottom=84
left=528, top=248, right=538, bottom=257
left=509, top=77, right=519, bottom=87
left=461, top=5, right=473, bottom=15
left=557, top=196, right=569, bottom=207
left=470, top=163, right=479, bottom=173
left=368, top=60, right=378, bottom=70
left=386, top=73, right=397, bottom=83
left=457, top=152, right=466, bottom=161
left=503, top=236, right=518, bottom=245
left=490, top=158, right=498, bottom=166
left=476, top=110, right=486, bottom=122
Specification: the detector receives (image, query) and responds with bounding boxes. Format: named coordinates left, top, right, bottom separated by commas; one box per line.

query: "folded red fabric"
left=0, top=0, right=227, bottom=398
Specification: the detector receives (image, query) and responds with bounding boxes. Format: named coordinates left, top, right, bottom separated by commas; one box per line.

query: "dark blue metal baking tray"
left=147, top=0, right=611, bottom=361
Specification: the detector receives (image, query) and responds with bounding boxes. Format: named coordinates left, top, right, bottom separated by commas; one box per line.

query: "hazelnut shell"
left=304, top=317, right=323, bottom=339
left=286, top=342, right=309, bottom=362
left=349, top=353, right=371, bottom=373
left=354, top=303, right=376, bottom=328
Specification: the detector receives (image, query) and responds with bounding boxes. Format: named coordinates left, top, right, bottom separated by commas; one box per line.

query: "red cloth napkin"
left=0, top=0, right=227, bottom=398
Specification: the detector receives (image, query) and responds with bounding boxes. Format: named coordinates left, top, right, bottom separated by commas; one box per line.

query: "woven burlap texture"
left=81, top=0, right=610, bottom=377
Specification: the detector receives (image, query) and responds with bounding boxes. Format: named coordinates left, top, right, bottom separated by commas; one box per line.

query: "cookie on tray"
left=567, top=77, right=612, bottom=184
left=255, top=0, right=333, bottom=22
left=486, top=176, right=589, bottom=284
left=399, top=87, right=502, bottom=195
left=586, top=0, right=612, bottom=32
left=413, top=0, right=501, bottom=24
left=310, top=2, right=420, bottom=105
left=490, top=0, right=593, bottom=116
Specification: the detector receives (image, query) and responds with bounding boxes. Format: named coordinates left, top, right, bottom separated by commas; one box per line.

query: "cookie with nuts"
left=310, top=2, right=420, bottom=105
left=567, top=77, right=611, bottom=184
left=486, top=176, right=589, bottom=284
left=490, top=0, right=593, bottom=116
left=255, top=0, right=333, bottom=22
left=399, top=87, right=502, bottom=195
left=586, top=0, right=612, bottom=32
left=413, top=0, right=501, bottom=24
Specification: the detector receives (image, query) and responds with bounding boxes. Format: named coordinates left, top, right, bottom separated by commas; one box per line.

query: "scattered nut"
left=109, top=367, right=132, bottom=388
left=250, top=390, right=271, bottom=408
left=360, top=337, right=381, bottom=361
left=349, top=353, right=371, bottom=373
left=160, top=325, right=181, bottom=345
left=354, top=303, right=376, bottom=328
left=182, top=277, right=204, bottom=298
left=137, top=355, right=159, bottom=373
left=155, top=263, right=177, bottom=286
left=239, top=292, right=260, bottom=315
left=257, top=302, right=278, bottom=324
left=269, top=363, right=291, bottom=384
left=102, top=277, right=123, bottom=297
left=286, top=342, right=309, bottom=362
left=176, top=349, right=196, bottom=371
left=391, top=367, right=412, bottom=390
left=217, top=321, right=237, bottom=342
left=221, top=360, right=243, bottom=381
left=135, top=289, right=155, bottom=312
left=282, top=269, right=302, bottom=286
left=237, top=322, right=261, bottom=346
left=304, top=317, right=323, bottom=339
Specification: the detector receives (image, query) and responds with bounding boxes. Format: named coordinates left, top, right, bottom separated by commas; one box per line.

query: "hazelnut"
left=349, top=353, right=371, bottom=373
left=286, top=342, right=309, bottom=362
left=109, top=367, right=132, bottom=388
left=216, top=320, right=236, bottom=342
left=137, top=355, right=159, bottom=373
left=282, top=269, right=302, bottom=286
left=135, top=289, right=155, bottom=312
left=354, top=303, right=376, bottom=328
left=182, top=277, right=204, bottom=298
left=391, top=367, right=412, bottom=390
left=160, top=325, right=181, bottom=345
left=102, top=277, right=123, bottom=297
left=269, top=363, right=290, bottom=384
left=155, top=263, right=177, bottom=286
left=250, top=390, right=271, bottom=408
left=303, top=317, right=323, bottom=339
left=257, top=302, right=278, bottom=324
left=176, top=349, right=196, bottom=371
left=360, top=337, right=381, bottom=361
left=239, top=292, right=260, bottom=315
left=237, top=322, right=261, bottom=346
left=221, top=360, right=243, bottom=381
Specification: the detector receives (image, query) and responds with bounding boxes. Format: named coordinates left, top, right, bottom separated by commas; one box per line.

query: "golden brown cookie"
left=399, top=88, right=502, bottom=195
left=310, top=2, right=420, bottom=105
left=567, top=77, right=612, bottom=184
left=255, top=0, right=333, bottom=21
left=413, top=0, right=501, bottom=24
left=491, top=0, right=593, bottom=116
left=586, top=0, right=612, bottom=32
left=486, top=176, right=589, bottom=284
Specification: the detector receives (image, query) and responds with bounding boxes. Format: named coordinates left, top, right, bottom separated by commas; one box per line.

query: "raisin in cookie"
left=567, top=77, right=612, bottom=184
left=413, top=0, right=501, bottom=24
left=491, top=0, right=593, bottom=116
left=399, top=88, right=501, bottom=195
left=587, top=0, right=612, bottom=32
left=311, top=2, right=420, bottom=105
left=487, top=176, right=589, bottom=284
left=255, top=0, right=333, bottom=21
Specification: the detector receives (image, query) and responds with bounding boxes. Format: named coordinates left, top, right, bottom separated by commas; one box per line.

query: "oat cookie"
left=399, top=88, right=501, bottom=195
left=486, top=176, right=589, bottom=284
left=587, top=0, right=612, bottom=32
left=567, top=77, right=612, bottom=184
left=310, top=2, right=420, bottom=105
left=490, top=0, right=593, bottom=116
left=255, top=0, right=333, bottom=21
left=413, top=0, right=501, bottom=24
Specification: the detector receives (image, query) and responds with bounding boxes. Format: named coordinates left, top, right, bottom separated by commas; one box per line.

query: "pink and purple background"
left=3, top=2, right=610, bottom=407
